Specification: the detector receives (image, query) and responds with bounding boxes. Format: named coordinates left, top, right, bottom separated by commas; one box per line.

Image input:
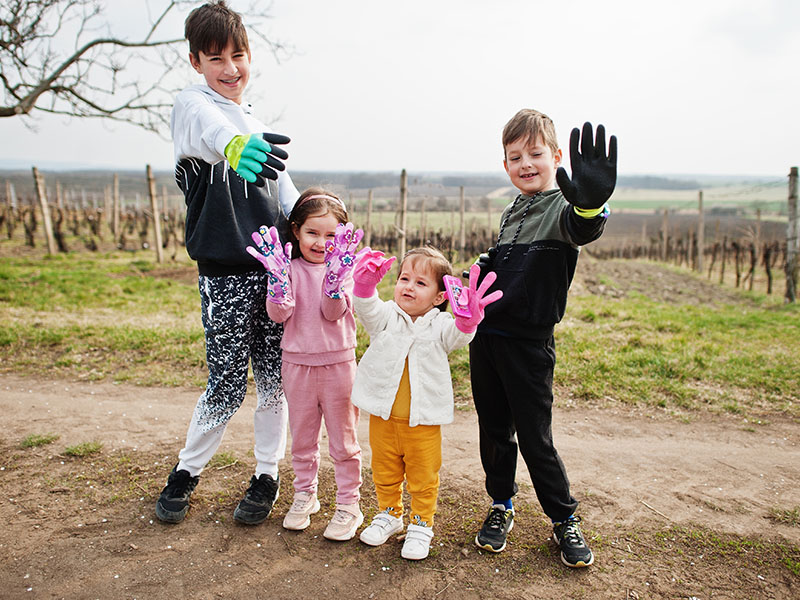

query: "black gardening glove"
left=462, top=247, right=497, bottom=278
left=555, top=122, right=617, bottom=210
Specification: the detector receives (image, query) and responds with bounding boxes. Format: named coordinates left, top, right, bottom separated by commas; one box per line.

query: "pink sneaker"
left=323, top=503, right=363, bottom=541
left=282, top=492, right=320, bottom=531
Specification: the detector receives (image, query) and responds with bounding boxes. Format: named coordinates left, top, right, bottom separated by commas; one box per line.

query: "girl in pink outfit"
left=247, top=187, right=364, bottom=541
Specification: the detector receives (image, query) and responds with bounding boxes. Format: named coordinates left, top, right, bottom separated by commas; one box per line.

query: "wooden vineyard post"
left=660, top=209, right=669, bottom=262
left=32, top=167, right=57, bottom=255
left=420, top=196, right=427, bottom=244
left=364, top=189, right=373, bottom=248
left=146, top=165, right=165, bottom=263
left=785, top=166, right=798, bottom=303
left=398, top=169, right=408, bottom=261
left=112, top=173, right=120, bottom=243
left=696, top=190, right=704, bottom=273
left=459, top=186, right=466, bottom=261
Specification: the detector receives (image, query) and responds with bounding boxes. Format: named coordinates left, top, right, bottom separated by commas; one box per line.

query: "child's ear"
left=503, top=158, right=510, bottom=175
left=434, top=290, right=446, bottom=306
left=189, top=52, right=202, bottom=73
left=554, top=148, right=563, bottom=167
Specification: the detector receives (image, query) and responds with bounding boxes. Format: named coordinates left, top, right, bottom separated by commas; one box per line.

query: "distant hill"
left=0, top=168, right=772, bottom=204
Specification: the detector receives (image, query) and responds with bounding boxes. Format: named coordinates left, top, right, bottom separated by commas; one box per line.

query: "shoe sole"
left=474, top=519, right=514, bottom=553
left=323, top=513, right=364, bottom=541
left=282, top=498, right=321, bottom=531
left=155, top=501, right=188, bottom=524
left=553, top=533, right=594, bottom=567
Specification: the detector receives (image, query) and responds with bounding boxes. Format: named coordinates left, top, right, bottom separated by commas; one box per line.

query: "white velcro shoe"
left=401, top=524, right=434, bottom=560
left=359, top=510, right=404, bottom=546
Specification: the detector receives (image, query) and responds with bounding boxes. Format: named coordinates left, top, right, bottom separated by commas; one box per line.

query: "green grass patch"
left=64, top=441, right=104, bottom=457
left=768, top=506, right=800, bottom=527
left=21, top=433, right=60, bottom=448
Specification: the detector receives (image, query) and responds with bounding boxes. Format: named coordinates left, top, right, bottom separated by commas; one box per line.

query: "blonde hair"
left=502, top=109, right=559, bottom=158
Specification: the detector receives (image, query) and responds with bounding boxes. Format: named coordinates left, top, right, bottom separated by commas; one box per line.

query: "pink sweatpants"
left=282, top=360, right=362, bottom=505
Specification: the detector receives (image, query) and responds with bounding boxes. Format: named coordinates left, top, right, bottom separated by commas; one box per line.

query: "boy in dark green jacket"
left=471, top=109, right=616, bottom=568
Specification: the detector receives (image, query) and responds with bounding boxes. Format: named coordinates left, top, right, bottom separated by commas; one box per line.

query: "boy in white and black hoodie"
left=155, top=0, right=299, bottom=526
left=470, top=109, right=617, bottom=568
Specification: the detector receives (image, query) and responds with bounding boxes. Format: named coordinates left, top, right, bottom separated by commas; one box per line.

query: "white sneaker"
left=282, top=491, right=320, bottom=530
left=359, top=510, right=404, bottom=546
left=323, top=503, right=364, bottom=541
left=401, top=524, right=434, bottom=560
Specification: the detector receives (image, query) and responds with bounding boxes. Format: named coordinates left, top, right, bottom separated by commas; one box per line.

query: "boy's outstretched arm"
left=555, top=122, right=617, bottom=215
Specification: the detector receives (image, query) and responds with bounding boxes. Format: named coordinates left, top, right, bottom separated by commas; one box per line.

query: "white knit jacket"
left=352, top=293, right=474, bottom=427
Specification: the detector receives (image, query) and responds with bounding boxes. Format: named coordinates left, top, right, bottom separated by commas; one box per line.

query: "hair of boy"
left=184, top=0, right=249, bottom=59
left=286, top=187, right=348, bottom=259
left=400, top=246, right=453, bottom=311
left=502, top=109, right=559, bottom=159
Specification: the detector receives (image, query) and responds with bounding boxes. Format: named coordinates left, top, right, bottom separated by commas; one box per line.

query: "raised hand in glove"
left=246, top=225, right=292, bottom=303
left=454, top=264, right=503, bottom=334
left=323, top=222, right=365, bottom=299
left=555, top=122, right=617, bottom=215
left=224, top=132, right=290, bottom=186
left=352, top=249, right=397, bottom=298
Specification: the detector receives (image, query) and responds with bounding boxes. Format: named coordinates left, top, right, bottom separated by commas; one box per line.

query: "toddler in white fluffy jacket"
left=351, top=246, right=501, bottom=560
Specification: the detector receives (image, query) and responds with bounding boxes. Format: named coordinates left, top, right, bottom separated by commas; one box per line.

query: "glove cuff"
left=454, top=318, right=478, bottom=334
left=352, top=280, right=378, bottom=298
left=574, top=204, right=610, bottom=219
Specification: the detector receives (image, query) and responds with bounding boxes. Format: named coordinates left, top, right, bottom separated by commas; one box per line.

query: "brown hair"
left=400, top=246, right=453, bottom=311
left=502, top=109, right=559, bottom=159
left=286, top=187, right=348, bottom=259
left=184, top=1, right=249, bottom=59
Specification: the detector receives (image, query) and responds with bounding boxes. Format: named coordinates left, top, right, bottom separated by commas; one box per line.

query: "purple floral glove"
left=246, top=225, right=292, bottom=303
left=454, top=264, right=503, bottom=334
left=323, top=222, right=364, bottom=299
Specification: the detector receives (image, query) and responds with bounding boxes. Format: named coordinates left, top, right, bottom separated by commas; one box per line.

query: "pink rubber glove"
left=352, top=249, right=397, bottom=298
left=323, top=222, right=364, bottom=298
left=246, top=225, right=292, bottom=303
left=454, top=264, right=503, bottom=333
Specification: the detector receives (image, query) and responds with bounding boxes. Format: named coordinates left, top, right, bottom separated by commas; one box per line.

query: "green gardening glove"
left=224, top=132, right=290, bottom=186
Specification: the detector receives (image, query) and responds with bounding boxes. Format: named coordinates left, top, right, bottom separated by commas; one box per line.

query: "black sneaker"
left=233, top=474, right=279, bottom=525
left=553, top=516, right=594, bottom=567
left=155, top=465, right=199, bottom=523
left=474, top=504, right=514, bottom=552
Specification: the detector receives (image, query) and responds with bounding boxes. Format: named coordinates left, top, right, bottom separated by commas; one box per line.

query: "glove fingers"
left=555, top=167, right=576, bottom=201
left=569, top=126, right=581, bottom=170
left=262, top=132, right=291, bottom=146
left=378, top=256, right=397, bottom=277
left=351, top=228, right=365, bottom=247
left=258, top=164, right=280, bottom=181
left=264, top=154, right=286, bottom=173
left=607, top=134, right=618, bottom=166
left=479, top=289, right=503, bottom=308
left=594, top=124, right=607, bottom=160
left=468, top=263, right=480, bottom=291
left=476, top=269, right=498, bottom=297
left=252, top=173, right=266, bottom=187
left=580, top=122, right=594, bottom=161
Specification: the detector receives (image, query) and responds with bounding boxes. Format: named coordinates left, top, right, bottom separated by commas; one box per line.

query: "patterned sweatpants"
left=177, top=271, right=287, bottom=478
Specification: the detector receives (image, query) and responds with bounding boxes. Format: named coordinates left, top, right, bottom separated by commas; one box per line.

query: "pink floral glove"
left=323, top=222, right=364, bottom=299
left=352, top=249, right=397, bottom=298
left=246, top=225, right=292, bottom=303
left=454, top=264, right=503, bottom=334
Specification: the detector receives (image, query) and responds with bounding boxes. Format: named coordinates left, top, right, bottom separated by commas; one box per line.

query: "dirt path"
left=1, top=373, right=797, bottom=599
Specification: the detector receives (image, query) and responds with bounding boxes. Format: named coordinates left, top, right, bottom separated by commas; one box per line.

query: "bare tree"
left=1, top=0, right=286, bottom=133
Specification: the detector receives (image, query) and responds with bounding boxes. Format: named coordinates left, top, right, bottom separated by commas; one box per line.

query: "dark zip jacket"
left=477, top=188, right=607, bottom=340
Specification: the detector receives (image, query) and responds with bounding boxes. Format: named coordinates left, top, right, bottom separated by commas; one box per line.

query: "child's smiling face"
left=393, top=257, right=445, bottom=321
left=503, top=135, right=562, bottom=196
left=292, top=211, right=339, bottom=264
left=189, top=39, right=251, bottom=104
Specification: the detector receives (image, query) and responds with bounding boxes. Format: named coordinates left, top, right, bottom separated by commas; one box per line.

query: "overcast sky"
left=1, top=0, right=798, bottom=178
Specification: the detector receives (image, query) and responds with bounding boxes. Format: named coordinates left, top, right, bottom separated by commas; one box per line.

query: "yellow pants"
left=369, top=414, right=441, bottom=526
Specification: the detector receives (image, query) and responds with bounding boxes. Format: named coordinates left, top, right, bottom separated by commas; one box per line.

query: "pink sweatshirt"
left=266, top=258, right=356, bottom=366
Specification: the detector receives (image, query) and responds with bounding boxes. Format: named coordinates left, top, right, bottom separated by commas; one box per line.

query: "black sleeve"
left=560, top=206, right=607, bottom=247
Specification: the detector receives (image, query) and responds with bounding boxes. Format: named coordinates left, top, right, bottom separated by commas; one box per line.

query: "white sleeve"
left=171, top=89, right=240, bottom=165
left=277, top=170, right=299, bottom=216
